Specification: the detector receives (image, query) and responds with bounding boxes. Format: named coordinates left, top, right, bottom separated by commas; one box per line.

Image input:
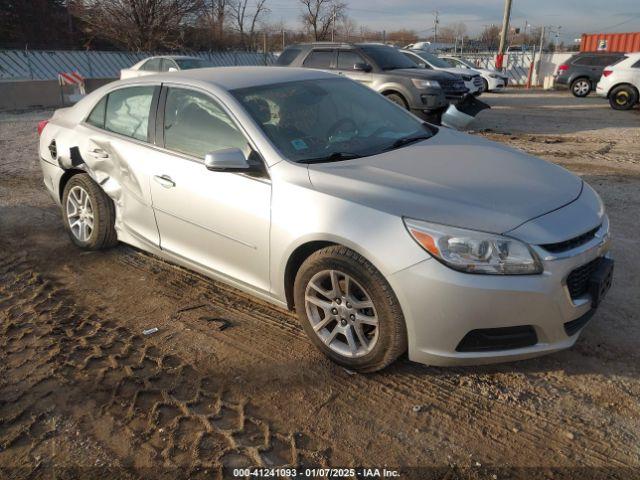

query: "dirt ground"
left=1, top=90, right=639, bottom=480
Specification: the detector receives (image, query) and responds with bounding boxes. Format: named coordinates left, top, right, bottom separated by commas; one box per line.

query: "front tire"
left=384, top=92, right=409, bottom=110
left=571, top=78, right=591, bottom=97
left=609, top=85, right=638, bottom=110
left=62, top=173, right=118, bottom=250
left=293, top=246, right=407, bottom=372
left=482, top=78, right=490, bottom=93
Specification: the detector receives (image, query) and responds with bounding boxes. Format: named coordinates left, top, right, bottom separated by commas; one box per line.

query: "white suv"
left=596, top=53, right=640, bottom=110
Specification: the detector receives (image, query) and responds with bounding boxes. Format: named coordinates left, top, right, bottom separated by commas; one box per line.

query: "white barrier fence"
left=454, top=52, right=573, bottom=87
left=0, top=50, right=276, bottom=81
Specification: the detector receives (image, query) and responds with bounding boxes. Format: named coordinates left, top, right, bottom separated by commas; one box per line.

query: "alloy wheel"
left=304, top=269, right=379, bottom=358
left=615, top=91, right=631, bottom=107
left=66, top=185, right=94, bottom=242
left=573, top=80, right=590, bottom=96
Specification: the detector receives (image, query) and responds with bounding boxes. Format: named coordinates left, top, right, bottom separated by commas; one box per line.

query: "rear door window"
left=337, top=50, right=366, bottom=70
left=276, top=47, right=302, bottom=66
left=141, top=58, right=162, bottom=71
left=162, top=88, right=247, bottom=159
left=86, top=96, right=107, bottom=128
left=573, top=55, right=595, bottom=66
left=160, top=59, right=178, bottom=72
left=104, top=86, right=155, bottom=141
left=302, top=50, right=335, bottom=69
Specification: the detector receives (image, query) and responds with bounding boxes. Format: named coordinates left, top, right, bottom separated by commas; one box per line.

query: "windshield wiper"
left=298, top=152, right=363, bottom=164
left=384, top=134, right=432, bottom=152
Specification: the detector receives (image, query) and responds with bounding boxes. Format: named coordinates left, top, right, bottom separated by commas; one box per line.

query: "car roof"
left=150, top=55, right=203, bottom=60
left=120, top=66, right=337, bottom=90
left=289, top=42, right=394, bottom=49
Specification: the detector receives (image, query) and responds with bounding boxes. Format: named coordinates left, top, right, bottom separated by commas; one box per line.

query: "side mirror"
left=204, top=148, right=250, bottom=172
left=353, top=62, right=372, bottom=72
left=168, top=67, right=178, bottom=72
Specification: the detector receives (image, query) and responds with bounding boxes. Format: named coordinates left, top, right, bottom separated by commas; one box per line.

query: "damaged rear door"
left=76, top=84, right=161, bottom=248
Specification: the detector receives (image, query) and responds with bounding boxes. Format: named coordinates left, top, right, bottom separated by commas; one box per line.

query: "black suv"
left=554, top=52, right=626, bottom=97
left=276, top=43, right=469, bottom=120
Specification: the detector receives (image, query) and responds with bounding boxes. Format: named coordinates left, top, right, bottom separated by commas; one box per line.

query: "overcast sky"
left=270, top=0, right=640, bottom=43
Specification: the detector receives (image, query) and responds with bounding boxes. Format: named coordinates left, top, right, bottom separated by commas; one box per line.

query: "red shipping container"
left=580, top=32, right=640, bottom=53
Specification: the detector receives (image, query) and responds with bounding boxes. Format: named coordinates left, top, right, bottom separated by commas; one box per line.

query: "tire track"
left=0, top=253, right=328, bottom=478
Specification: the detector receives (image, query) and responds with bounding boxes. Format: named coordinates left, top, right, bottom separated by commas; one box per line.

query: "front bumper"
left=389, top=221, right=611, bottom=367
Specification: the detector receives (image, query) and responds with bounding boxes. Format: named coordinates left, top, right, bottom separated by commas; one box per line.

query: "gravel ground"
left=1, top=90, right=639, bottom=480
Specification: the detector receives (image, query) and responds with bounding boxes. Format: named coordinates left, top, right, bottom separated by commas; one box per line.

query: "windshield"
left=359, top=45, right=419, bottom=70
left=231, top=78, right=434, bottom=163
left=455, top=58, right=476, bottom=69
left=175, top=58, right=213, bottom=70
left=411, top=51, right=453, bottom=69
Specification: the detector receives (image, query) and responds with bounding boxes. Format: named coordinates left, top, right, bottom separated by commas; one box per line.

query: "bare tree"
left=203, top=0, right=228, bottom=46
left=229, top=0, right=270, bottom=50
left=337, top=16, right=357, bottom=42
left=386, top=29, right=418, bottom=46
left=479, top=24, right=501, bottom=51
left=299, top=0, right=346, bottom=41
left=79, top=0, right=203, bottom=51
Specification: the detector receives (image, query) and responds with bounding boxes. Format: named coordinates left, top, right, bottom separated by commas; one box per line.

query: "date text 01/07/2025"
left=232, top=468, right=401, bottom=478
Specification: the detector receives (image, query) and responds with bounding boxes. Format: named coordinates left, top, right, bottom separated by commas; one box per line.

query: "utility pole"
left=331, top=5, right=337, bottom=42
left=496, top=0, right=512, bottom=70
left=535, top=25, right=545, bottom=86
left=433, top=11, right=439, bottom=44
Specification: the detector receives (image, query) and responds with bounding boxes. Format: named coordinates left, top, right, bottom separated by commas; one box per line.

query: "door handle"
left=89, top=148, right=109, bottom=159
left=153, top=174, right=176, bottom=188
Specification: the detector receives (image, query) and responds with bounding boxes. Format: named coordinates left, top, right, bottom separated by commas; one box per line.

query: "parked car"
left=38, top=67, right=613, bottom=372
left=440, top=56, right=508, bottom=92
left=276, top=42, right=469, bottom=122
left=401, top=49, right=484, bottom=95
left=596, top=53, right=640, bottom=110
left=554, top=52, right=626, bottom=97
left=120, top=56, right=213, bottom=79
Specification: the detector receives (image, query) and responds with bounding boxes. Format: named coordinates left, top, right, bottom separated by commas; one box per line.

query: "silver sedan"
left=37, top=67, right=613, bottom=372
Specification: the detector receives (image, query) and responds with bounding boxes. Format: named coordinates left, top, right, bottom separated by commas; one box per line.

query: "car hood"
left=439, top=67, right=477, bottom=77
left=307, top=128, right=583, bottom=234
left=390, top=68, right=460, bottom=81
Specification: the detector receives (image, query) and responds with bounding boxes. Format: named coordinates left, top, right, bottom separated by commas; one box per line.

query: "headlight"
left=404, top=218, right=542, bottom=275
left=411, top=78, right=440, bottom=89
left=489, top=73, right=500, bottom=78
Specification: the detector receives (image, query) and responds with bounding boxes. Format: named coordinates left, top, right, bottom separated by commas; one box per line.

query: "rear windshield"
left=276, top=47, right=302, bottom=66
left=359, top=45, right=418, bottom=70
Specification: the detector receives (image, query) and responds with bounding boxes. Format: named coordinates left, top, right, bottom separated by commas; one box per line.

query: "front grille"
left=564, top=309, right=596, bottom=336
left=440, top=79, right=466, bottom=91
left=566, top=257, right=601, bottom=299
left=541, top=226, right=600, bottom=253
left=456, top=325, right=538, bottom=352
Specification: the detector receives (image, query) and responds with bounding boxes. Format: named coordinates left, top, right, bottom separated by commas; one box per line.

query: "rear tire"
left=570, top=78, right=591, bottom=97
left=294, top=246, right=407, bottom=372
left=609, top=85, right=638, bottom=111
left=384, top=92, right=409, bottom=110
left=62, top=173, right=118, bottom=250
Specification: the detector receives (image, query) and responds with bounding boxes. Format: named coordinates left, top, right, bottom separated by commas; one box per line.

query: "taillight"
left=558, top=64, right=569, bottom=72
left=37, top=120, right=49, bottom=136
left=603, top=69, right=613, bottom=77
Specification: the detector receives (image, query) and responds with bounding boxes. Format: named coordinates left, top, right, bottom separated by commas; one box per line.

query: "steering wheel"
left=327, top=118, right=359, bottom=144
